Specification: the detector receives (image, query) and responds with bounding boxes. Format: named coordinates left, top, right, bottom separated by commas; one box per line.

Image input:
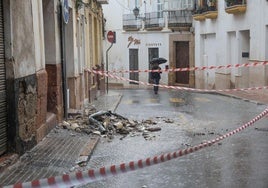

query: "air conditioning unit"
left=97, top=0, right=109, bottom=4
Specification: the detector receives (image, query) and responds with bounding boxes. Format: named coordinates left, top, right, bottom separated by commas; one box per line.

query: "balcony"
left=123, top=10, right=193, bottom=32
left=225, top=0, right=247, bottom=14
left=192, top=0, right=218, bottom=21
left=167, top=10, right=192, bottom=30
left=192, top=8, right=206, bottom=21
left=144, top=12, right=164, bottom=31
left=123, top=14, right=142, bottom=31
left=96, top=0, right=108, bottom=4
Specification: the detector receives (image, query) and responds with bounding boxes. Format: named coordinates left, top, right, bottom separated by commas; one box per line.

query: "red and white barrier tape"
left=3, top=108, right=268, bottom=188
left=96, top=61, right=268, bottom=74
left=87, top=69, right=268, bottom=93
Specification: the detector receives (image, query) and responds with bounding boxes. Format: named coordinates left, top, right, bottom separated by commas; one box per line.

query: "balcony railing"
left=123, top=10, right=193, bottom=31
left=192, top=0, right=218, bottom=21
left=167, top=10, right=192, bottom=30
left=144, top=12, right=164, bottom=30
left=225, top=0, right=247, bottom=14
left=123, top=14, right=142, bottom=31
left=192, top=8, right=206, bottom=21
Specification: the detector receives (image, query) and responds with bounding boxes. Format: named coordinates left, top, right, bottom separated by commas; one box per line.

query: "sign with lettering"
left=127, top=36, right=141, bottom=48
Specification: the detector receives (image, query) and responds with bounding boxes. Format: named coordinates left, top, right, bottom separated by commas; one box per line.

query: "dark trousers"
left=153, top=78, right=160, bottom=92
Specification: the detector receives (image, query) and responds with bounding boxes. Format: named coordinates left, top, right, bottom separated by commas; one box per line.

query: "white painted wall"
left=10, top=1, right=38, bottom=78
left=32, top=0, right=45, bottom=71
left=194, top=0, right=268, bottom=88
left=103, top=0, right=170, bottom=86
left=43, top=0, right=61, bottom=66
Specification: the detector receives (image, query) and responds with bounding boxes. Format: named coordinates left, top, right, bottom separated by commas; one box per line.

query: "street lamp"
left=133, top=0, right=147, bottom=20
left=133, top=7, right=140, bottom=19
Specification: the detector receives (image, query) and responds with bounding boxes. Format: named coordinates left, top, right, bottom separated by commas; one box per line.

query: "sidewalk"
left=0, top=89, right=266, bottom=187
left=0, top=91, right=123, bottom=187
left=217, top=89, right=268, bottom=105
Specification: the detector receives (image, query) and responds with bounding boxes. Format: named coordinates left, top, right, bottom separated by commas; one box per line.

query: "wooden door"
left=129, top=49, right=139, bottom=84
left=175, top=42, right=189, bottom=84
left=148, top=48, right=159, bottom=83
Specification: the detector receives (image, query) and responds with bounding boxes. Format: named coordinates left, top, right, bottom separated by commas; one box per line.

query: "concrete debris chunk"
left=142, top=119, right=157, bottom=124
left=70, top=123, right=80, bottom=130
left=163, top=118, right=174, bottom=123
left=114, top=122, right=124, bottom=130
left=146, top=127, right=161, bottom=132
left=62, top=121, right=71, bottom=129
left=75, top=156, right=89, bottom=165
left=92, top=131, right=101, bottom=136
left=62, top=105, right=170, bottom=141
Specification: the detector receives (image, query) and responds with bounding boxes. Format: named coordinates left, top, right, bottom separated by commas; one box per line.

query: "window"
left=157, top=0, right=163, bottom=17
left=182, top=0, right=194, bottom=9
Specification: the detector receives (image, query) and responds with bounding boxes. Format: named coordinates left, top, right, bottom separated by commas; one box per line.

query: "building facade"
left=102, top=0, right=195, bottom=88
left=193, top=0, right=268, bottom=89
left=0, top=0, right=107, bottom=156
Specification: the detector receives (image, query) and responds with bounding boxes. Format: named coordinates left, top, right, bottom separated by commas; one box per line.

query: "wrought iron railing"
left=144, top=12, right=164, bottom=30
left=122, top=14, right=142, bottom=31
left=168, top=10, right=192, bottom=28
left=122, top=10, right=193, bottom=31
left=192, top=0, right=218, bottom=14
left=225, top=0, right=246, bottom=7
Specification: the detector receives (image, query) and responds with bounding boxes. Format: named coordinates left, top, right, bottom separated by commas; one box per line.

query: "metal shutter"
left=0, top=0, right=7, bottom=155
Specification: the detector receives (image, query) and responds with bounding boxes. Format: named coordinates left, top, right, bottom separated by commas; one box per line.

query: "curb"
left=78, top=136, right=100, bottom=164
left=215, top=92, right=267, bottom=105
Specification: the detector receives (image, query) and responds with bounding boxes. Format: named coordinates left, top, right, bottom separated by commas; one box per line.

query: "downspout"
left=59, top=1, right=68, bottom=119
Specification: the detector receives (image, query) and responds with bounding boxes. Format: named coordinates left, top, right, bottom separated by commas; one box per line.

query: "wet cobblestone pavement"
left=80, top=89, right=268, bottom=188
left=0, top=89, right=267, bottom=188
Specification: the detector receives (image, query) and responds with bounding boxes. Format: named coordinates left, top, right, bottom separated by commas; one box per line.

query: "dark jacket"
left=151, top=65, right=162, bottom=79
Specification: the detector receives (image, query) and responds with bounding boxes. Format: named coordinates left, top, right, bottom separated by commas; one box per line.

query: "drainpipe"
left=59, top=1, right=68, bottom=119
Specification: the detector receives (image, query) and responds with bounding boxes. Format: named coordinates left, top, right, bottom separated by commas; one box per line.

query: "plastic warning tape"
left=3, top=108, right=268, bottom=188
left=87, top=69, right=268, bottom=93
left=95, top=61, right=268, bottom=74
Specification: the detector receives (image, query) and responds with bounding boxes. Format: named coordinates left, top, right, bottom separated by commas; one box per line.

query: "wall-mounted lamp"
left=133, top=7, right=146, bottom=21
left=133, top=0, right=147, bottom=20
left=133, top=7, right=140, bottom=19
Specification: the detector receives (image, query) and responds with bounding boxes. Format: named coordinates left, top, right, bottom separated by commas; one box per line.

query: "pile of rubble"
left=59, top=106, right=166, bottom=141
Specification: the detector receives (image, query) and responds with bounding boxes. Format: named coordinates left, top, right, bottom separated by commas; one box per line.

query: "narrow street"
left=79, top=89, right=268, bottom=188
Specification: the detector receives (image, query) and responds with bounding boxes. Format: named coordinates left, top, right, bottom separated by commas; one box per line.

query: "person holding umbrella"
left=151, top=63, right=162, bottom=94
left=150, top=58, right=166, bottom=94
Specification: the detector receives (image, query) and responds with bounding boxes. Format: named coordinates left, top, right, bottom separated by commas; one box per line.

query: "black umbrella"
left=150, top=57, right=167, bottom=65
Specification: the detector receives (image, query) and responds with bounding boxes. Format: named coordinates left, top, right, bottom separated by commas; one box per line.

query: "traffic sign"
left=107, top=31, right=116, bottom=43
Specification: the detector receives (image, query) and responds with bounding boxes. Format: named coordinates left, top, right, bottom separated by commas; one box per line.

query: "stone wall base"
left=36, top=113, right=57, bottom=143
left=46, top=64, right=63, bottom=122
